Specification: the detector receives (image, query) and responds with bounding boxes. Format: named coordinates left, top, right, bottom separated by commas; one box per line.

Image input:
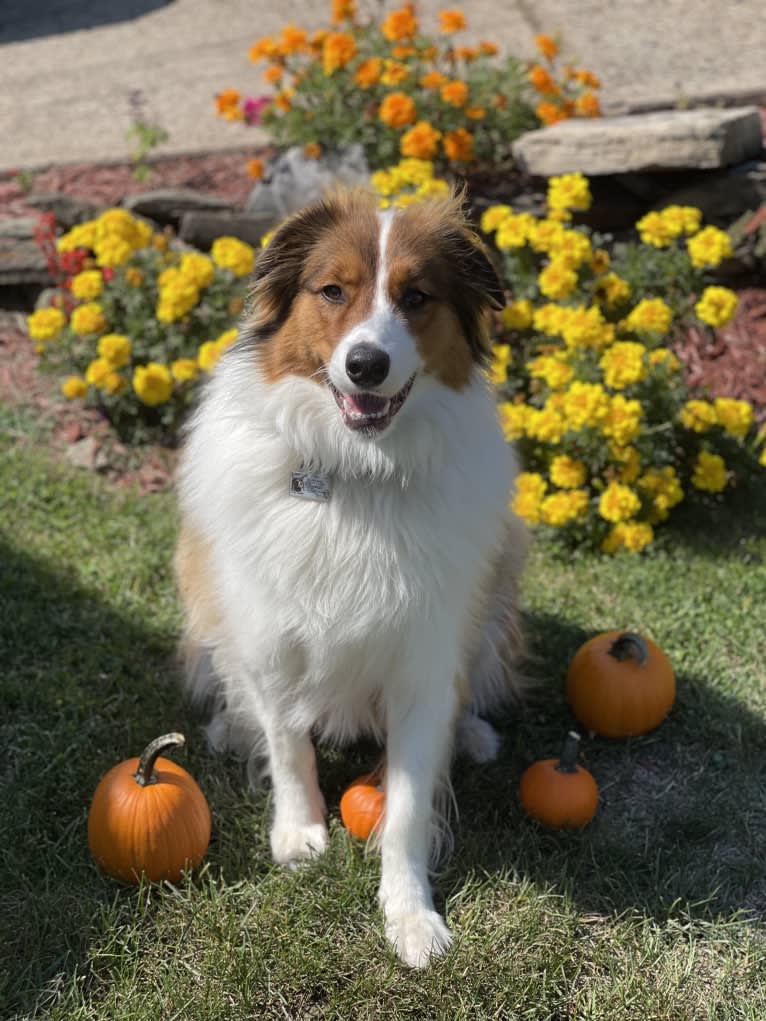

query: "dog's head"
left=245, top=188, right=504, bottom=438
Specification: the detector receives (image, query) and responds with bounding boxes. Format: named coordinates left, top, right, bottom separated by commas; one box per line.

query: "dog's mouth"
left=329, top=375, right=416, bottom=434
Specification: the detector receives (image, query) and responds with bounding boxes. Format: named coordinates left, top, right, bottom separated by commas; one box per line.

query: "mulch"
left=1, top=149, right=764, bottom=493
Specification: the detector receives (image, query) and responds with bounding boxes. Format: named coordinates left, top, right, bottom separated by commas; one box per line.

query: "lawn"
left=2, top=433, right=765, bottom=1020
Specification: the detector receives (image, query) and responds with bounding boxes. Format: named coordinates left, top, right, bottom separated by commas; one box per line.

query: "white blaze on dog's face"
left=247, top=190, right=505, bottom=436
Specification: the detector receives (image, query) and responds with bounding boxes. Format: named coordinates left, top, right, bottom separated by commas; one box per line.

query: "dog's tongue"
left=343, top=392, right=389, bottom=415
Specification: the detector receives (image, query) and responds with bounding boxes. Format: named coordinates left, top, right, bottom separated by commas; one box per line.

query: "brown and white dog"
left=175, top=189, right=527, bottom=967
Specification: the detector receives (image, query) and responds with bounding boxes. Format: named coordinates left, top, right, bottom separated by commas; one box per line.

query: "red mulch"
left=1, top=149, right=765, bottom=491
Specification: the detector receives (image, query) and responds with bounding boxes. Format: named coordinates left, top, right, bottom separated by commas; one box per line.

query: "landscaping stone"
left=246, top=145, right=370, bottom=221
left=124, top=187, right=232, bottom=226
left=178, top=210, right=276, bottom=250
left=512, top=107, right=764, bottom=177
left=0, top=235, right=48, bottom=287
left=23, top=192, right=101, bottom=230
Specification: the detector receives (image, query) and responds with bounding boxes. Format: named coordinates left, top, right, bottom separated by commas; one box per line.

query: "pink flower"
left=243, top=96, right=271, bottom=125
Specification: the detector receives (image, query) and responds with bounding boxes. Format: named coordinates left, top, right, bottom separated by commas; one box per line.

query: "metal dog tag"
left=289, top=469, right=332, bottom=503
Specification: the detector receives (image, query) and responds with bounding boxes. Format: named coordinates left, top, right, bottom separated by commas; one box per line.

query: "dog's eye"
left=320, top=284, right=345, bottom=304
left=402, top=288, right=429, bottom=309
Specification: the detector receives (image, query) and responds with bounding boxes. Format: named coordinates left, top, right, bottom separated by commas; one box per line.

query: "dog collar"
left=289, top=466, right=333, bottom=503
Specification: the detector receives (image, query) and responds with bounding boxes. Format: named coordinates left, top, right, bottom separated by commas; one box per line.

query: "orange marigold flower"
left=529, top=65, right=560, bottom=95
left=479, top=40, right=499, bottom=56
left=439, top=9, right=467, bottom=33
left=215, top=88, right=242, bottom=121
left=420, top=70, right=448, bottom=89
left=392, top=44, right=416, bottom=58
left=536, top=101, right=567, bottom=125
left=400, top=121, right=442, bottom=159
left=355, top=57, right=383, bottom=88
left=466, top=105, right=486, bottom=120
left=455, top=46, right=478, bottom=61
left=574, top=68, right=601, bottom=88
left=443, top=127, right=474, bottom=162
left=262, top=64, right=284, bottom=85
left=420, top=45, right=439, bottom=61
left=274, top=89, right=294, bottom=113
left=381, top=59, right=411, bottom=85
left=493, top=93, right=507, bottom=109
left=575, top=91, right=601, bottom=117
left=440, top=79, right=469, bottom=107
left=310, top=29, right=328, bottom=53
left=248, top=36, right=279, bottom=62
left=379, top=92, right=418, bottom=128
left=279, top=24, right=307, bottom=55
left=331, top=0, right=356, bottom=24
left=247, top=158, right=265, bottom=180
left=535, top=34, right=559, bottom=60
left=303, top=142, right=322, bottom=159
left=322, top=31, right=357, bottom=74
left=381, top=5, right=418, bottom=42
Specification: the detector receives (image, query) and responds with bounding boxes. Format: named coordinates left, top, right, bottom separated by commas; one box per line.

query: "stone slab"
left=512, top=107, right=764, bottom=177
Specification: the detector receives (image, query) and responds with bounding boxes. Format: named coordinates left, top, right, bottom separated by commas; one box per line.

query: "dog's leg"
left=378, top=648, right=458, bottom=968
left=263, top=723, right=328, bottom=865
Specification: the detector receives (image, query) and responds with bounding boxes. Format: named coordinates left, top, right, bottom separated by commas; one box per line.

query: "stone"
left=24, top=192, right=101, bottom=230
left=246, top=144, right=370, bottom=220
left=0, top=236, right=49, bottom=287
left=178, top=210, right=276, bottom=250
left=123, top=188, right=232, bottom=226
left=512, top=107, right=764, bottom=177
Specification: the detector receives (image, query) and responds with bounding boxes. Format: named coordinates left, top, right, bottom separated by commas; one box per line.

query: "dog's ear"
left=247, top=198, right=342, bottom=337
left=445, top=226, right=506, bottom=363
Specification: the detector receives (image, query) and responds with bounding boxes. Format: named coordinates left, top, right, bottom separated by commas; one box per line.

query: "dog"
left=174, top=188, right=527, bottom=967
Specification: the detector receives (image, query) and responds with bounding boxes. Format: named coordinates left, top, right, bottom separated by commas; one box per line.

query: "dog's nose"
left=345, top=343, right=390, bottom=388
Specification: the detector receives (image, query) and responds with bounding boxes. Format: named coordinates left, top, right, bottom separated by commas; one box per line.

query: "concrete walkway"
left=1, top=0, right=764, bottom=172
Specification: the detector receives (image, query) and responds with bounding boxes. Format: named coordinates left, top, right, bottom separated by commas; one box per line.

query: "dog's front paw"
left=270, top=820, right=329, bottom=866
left=384, top=907, right=453, bottom=968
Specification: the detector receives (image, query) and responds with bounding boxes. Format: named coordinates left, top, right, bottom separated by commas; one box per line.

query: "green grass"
left=2, top=438, right=765, bottom=1020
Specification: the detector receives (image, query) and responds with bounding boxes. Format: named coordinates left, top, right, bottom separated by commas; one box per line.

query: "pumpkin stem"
left=555, top=731, right=582, bottom=774
left=609, top=631, right=649, bottom=666
left=134, top=733, right=186, bottom=787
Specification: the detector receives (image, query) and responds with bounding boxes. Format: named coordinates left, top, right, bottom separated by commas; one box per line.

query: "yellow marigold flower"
left=57, top=222, right=97, bottom=253
left=133, top=362, right=173, bottom=405
left=211, top=236, right=255, bottom=277
left=692, top=450, right=727, bottom=492
left=395, top=158, right=435, bottom=186
left=381, top=59, right=410, bottom=86
left=420, top=70, right=449, bottom=89
left=528, top=218, right=566, bottom=253
left=180, top=252, right=215, bottom=290
left=659, top=204, right=702, bottom=237
left=400, top=121, right=441, bottom=159
left=488, top=343, right=512, bottom=385
left=714, top=397, right=754, bottom=440
left=550, top=229, right=593, bottom=268
left=623, top=297, right=673, bottom=336
left=501, top=298, right=534, bottom=331
left=639, top=466, right=684, bottom=520
left=593, top=271, right=632, bottom=307
left=635, top=211, right=673, bottom=248
left=533, top=302, right=568, bottom=337
left=495, top=212, right=535, bottom=250
left=94, top=236, right=132, bottom=268
left=590, top=249, right=610, bottom=274
left=371, top=169, right=396, bottom=196
left=439, top=9, right=467, bottom=32
left=103, top=371, right=127, bottom=396
left=540, top=488, right=589, bottom=527
left=528, top=354, right=574, bottom=390
left=61, top=375, right=88, bottom=400
left=648, top=348, right=680, bottom=372
left=538, top=260, right=578, bottom=300
left=171, top=358, right=199, bottom=382
left=216, top=328, right=238, bottom=350
left=526, top=405, right=566, bottom=444
left=695, top=286, right=738, bottom=328
left=70, top=270, right=103, bottom=301
left=512, top=472, right=548, bottom=524
left=415, top=178, right=450, bottom=199
left=443, top=127, right=474, bottom=162
left=440, top=80, right=469, bottom=107
left=535, top=34, right=559, bottom=60
left=322, top=31, right=356, bottom=74
left=611, top=444, right=642, bottom=484
left=95, top=209, right=152, bottom=249
left=97, top=333, right=132, bottom=369
left=27, top=306, right=66, bottom=341
left=198, top=340, right=225, bottom=373
left=379, top=92, right=417, bottom=128
left=602, top=520, right=654, bottom=554
left=601, top=394, right=642, bottom=446
left=124, top=267, right=143, bottom=287
left=85, top=357, right=113, bottom=388
left=355, top=57, right=383, bottom=88
left=156, top=272, right=200, bottom=323
left=599, top=481, right=641, bottom=523
left=687, top=226, right=733, bottom=269
left=561, top=305, right=613, bottom=350
left=599, top=341, right=647, bottom=389
left=381, top=6, right=418, bottom=41
left=562, top=381, right=610, bottom=430
left=680, top=399, right=717, bottom=433
left=547, top=173, right=591, bottom=214
left=497, top=402, right=529, bottom=441
left=70, top=302, right=107, bottom=337
left=550, top=455, right=587, bottom=489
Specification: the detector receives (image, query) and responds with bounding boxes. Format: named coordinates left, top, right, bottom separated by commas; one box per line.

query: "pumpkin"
left=88, top=733, right=211, bottom=884
left=519, top=731, right=599, bottom=828
left=566, top=630, right=675, bottom=738
left=340, top=773, right=385, bottom=840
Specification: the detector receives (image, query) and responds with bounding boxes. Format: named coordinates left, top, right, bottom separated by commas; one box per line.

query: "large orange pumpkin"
left=340, top=773, right=385, bottom=840
left=88, top=733, right=211, bottom=884
left=519, top=731, right=599, bottom=828
left=566, top=630, right=675, bottom=738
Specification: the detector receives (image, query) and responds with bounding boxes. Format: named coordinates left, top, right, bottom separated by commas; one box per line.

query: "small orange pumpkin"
left=519, top=731, right=599, bottom=828
left=88, top=733, right=211, bottom=884
left=339, top=773, right=385, bottom=840
left=566, top=630, right=675, bottom=738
